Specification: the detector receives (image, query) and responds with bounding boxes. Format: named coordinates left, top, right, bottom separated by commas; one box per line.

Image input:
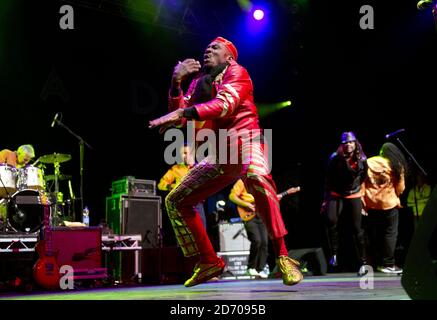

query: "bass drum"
left=7, top=189, right=50, bottom=233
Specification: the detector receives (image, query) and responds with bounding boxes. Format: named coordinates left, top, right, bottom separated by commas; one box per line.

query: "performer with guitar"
left=229, top=179, right=300, bottom=278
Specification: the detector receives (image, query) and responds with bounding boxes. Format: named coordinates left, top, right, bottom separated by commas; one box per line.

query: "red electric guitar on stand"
left=237, top=186, right=301, bottom=222
left=33, top=197, right=60, bottom=290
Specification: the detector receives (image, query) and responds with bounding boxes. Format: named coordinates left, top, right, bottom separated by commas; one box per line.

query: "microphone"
left=417, top=0, right=435, bottom=10
left=51, top=112, right=60, bottom=128
left=385, top=129, right=405, bottom=139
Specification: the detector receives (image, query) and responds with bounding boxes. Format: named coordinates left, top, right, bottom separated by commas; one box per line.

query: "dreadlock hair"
left=380, top=142, right=408, bottom=184
left=336, top=140, right=367, bottom=162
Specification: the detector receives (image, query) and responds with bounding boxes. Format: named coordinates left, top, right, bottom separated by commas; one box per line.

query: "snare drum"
left=0, top=164, right=17, bottom=198
left=17, top=165, right=45, bottom=191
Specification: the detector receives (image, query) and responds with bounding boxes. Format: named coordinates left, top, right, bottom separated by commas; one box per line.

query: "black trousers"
left=244, top=215, right=269, bottom=272
left=326, top=196, right=367, bottom=264
left=365, top=208, right=399, bottom=267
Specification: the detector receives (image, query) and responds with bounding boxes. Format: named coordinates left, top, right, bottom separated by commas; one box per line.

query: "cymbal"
left=38, top=153, right=72, bottom=164
left=45, top=174, right=72, bottom=181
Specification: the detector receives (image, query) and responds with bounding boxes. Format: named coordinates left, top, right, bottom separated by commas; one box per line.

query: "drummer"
left=0, top=145, right=35, bottom=227
left=0, top=144, right=36, bottom=169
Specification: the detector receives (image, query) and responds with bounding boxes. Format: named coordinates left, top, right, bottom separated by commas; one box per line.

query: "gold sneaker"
left=276, top=256, right=303, bottom=286
left=184, top=257, right=226, bottom=287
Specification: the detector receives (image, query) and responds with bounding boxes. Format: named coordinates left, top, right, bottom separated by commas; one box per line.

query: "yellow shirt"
left=362, top=156, right=405, bottom=210
left=158, top=164, right=191, bottom=191
left=229, top=179, right=255, bottom=206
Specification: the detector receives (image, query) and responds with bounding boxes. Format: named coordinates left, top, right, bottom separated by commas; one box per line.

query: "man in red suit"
left=149, top=37, right=302, bottom=287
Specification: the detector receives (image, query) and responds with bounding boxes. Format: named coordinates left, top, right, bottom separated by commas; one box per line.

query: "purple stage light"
left=253, top=9, right=265, bottom=21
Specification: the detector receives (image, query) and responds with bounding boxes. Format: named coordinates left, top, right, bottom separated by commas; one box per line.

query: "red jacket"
left=168, top=60, right=261, bottom=134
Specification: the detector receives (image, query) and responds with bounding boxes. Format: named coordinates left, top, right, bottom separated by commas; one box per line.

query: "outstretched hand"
left=149, top=109, right=184, bottom=130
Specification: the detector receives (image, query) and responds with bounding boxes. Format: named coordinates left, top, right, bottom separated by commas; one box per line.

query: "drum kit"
left=0, top=153, right=75, bottom=234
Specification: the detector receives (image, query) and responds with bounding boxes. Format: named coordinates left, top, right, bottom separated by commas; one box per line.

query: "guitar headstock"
left=285, top=186, right=301, bottom=195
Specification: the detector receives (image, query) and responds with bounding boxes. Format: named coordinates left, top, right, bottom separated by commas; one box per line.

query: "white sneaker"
left=258, top=270, right=268, bottom=279
left=245, top=268, right=260, bottom=277
left=377, top=265, right=403, bottom=274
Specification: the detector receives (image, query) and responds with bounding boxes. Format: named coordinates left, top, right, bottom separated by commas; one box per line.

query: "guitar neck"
left=43, top=204, right=52, bottom=255
left=278, top=187, right=300, bottom=200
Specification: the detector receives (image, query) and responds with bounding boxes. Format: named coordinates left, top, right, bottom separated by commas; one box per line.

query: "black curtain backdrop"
left=1, top=0, right=436, bottom=250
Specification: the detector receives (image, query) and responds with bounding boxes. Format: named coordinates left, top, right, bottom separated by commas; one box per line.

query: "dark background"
left=1, top=0, right=436, bottom=254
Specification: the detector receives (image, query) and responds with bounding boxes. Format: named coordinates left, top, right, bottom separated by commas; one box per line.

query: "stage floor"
left=0, top=273, right=409, bottom=300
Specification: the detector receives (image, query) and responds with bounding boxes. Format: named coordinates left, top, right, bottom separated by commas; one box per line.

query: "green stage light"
left=257, top=100, right=293, bottom=118
left=237, top=0, right=253, bottom=12
left=280, top=100, right=292, bottom=107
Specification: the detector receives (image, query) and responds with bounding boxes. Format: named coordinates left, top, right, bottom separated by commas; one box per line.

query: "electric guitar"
left=237, top=186, right=301, bottom=222
left=33, top=196, right=60, bottom=290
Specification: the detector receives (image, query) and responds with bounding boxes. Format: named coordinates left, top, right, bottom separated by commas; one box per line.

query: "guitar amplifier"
left=217, top=251, right=250, bottom=278
left=51, top=227, right=107, bottom=280
left=111, top=176, right=156, bottom=197
left=218, top=222, right=251, bottom=252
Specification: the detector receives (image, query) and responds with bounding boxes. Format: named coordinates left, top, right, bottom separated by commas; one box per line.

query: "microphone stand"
left=54, top=118, right=93, bottom=221
left=394, top=137, right=427, bottom=223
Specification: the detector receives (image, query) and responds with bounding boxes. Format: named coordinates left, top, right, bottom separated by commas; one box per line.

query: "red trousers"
left=166, top=146, right=288, bottom=263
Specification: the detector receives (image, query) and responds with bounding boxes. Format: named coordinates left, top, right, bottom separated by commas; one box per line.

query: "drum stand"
left=51, top=161, right=63, bottom=227
left=37, top=152, right=73, bottom=225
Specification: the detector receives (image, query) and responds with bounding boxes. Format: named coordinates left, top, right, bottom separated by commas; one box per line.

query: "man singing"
left=149, top=37, right=302, bottom=287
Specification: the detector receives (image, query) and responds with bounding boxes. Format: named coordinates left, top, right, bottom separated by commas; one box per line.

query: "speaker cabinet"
left=218, top=222, right=251, bottom=252
left=402, top=186, right=437, bottom=299
left=51, top=227, right=106, bottom=280
left=106, top=195, right=162, bottom=248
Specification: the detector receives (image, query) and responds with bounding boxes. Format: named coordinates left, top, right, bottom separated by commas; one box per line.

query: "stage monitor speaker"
left=106, top=195, right=162, bottom=248
left=272, top=247, right=327, bottom=276
left=402, top=186, right=437, bottom=299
